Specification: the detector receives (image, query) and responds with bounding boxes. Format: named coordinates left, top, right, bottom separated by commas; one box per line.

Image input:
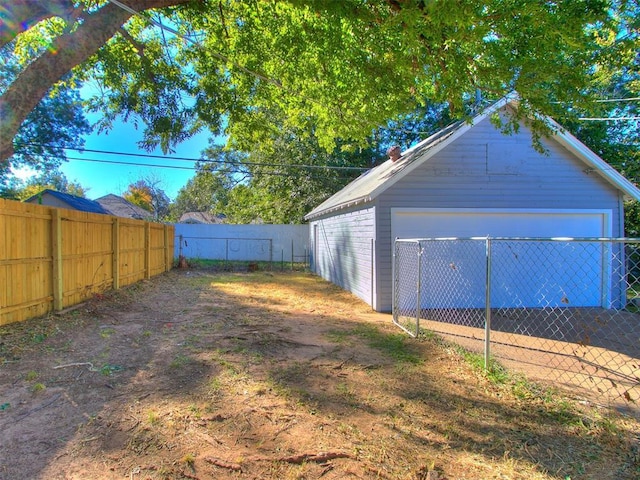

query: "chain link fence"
left=393, top=237, right=640, bottom=413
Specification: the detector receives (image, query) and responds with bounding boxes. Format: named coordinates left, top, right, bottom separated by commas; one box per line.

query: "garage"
left=306, top=96, right=640, bottom=312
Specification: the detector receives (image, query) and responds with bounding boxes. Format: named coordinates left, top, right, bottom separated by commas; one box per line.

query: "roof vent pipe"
left=386, top=145, right=401, bottom=162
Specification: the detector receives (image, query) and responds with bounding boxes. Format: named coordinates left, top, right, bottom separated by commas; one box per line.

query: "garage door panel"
left=392, top=209, right=611, bottom=309
left=391, top=209, right=609, bottom=240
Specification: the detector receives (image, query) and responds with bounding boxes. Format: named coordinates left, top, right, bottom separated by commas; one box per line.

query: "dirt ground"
left=0, top=268, right=638, bottom=480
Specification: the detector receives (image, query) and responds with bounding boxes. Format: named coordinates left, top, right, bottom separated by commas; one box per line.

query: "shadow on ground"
left=0, top=269, right=637, bottom=480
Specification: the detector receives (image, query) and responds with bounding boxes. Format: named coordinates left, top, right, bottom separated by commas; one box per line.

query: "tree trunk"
left=0, top=0, right=77, bottom=48
left=0, top=0, right=192, bottom=163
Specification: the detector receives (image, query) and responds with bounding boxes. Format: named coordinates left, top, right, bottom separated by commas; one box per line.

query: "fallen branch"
left=179, top=471, right=200, bottom=480
left=80, top=435, right=101, bottom=443
left=15, top=394, right=62, bottom=422
left=204, top=457, right=242, bottom=471
left=277, top=451, right=352, bottom=464
left=53, top=362, right=94, bottom=370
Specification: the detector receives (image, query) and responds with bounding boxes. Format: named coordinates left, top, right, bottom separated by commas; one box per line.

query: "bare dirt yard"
left=1, top=268, right=638, bottom=480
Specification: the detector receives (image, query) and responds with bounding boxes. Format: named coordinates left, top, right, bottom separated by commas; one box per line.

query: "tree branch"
left=0, top=0, right=76, bottom=48
left=118, top=27, right=146, bottom=56
left=0, top=0, right=192, bottom=163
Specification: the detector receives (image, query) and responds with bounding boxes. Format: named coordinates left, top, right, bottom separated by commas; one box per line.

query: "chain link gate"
left=393, top=237, right=640, bottom=412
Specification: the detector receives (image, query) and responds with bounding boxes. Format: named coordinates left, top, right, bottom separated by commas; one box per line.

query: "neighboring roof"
left=24, top=189, right=110, bottom=214
left=305, top=94, right=640, bottom=220
left=95, top=194, right=150, bottom=219
left=178, top=212, right=226, bottom=224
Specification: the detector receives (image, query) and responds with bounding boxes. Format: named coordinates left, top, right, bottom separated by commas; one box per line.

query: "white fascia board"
left=305, top=195, right=371, bottom=220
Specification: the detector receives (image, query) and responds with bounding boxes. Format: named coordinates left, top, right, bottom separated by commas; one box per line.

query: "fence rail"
left=0, top=199, right=174, bottom=326
left=393, top=236, right=640, bottom=413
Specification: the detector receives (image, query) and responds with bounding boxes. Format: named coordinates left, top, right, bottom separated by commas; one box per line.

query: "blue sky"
left=56, top=118, right=215, bottom=201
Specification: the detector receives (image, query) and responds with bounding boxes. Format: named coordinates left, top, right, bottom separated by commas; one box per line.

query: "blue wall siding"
left=373, top=115, right=623, bottom=311
left=310, top=207, right=375, bottom=307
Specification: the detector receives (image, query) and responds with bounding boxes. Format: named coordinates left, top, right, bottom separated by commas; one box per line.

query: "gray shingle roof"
left=95, top=194, right=150, bottom=219
left=304, top=120, right=465, bottom=219
left=178, top=212, right=226, bottom=224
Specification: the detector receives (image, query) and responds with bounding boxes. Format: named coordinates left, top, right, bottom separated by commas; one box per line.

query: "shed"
left=24, top=189, right=109, bottom=214
left=305, top=95, right=640, bottom=312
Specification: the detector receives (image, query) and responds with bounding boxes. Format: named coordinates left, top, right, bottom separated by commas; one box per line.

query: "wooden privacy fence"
left=0, top=199, right=174, bottom=326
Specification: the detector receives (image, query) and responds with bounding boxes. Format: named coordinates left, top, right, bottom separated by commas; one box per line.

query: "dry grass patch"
left=0, top=269, right=637, bottom=480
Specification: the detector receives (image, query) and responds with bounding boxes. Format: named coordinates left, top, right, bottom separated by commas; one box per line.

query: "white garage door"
left=391, top=208, right=611, bottom=240
left=392, top=209, right=613, bottom=308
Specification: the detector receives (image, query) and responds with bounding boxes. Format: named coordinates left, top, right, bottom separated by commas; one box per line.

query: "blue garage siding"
left=310, top=207, right=376, bottom=307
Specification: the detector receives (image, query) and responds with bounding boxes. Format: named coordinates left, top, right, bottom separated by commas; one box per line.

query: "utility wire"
left=64, top=156, right=195, bottom=170
left=577, top=116, right=640, bottom=121
left=62, top=156, right=364, bottom=178
left=593, top=97, right=640, bottom=103
left=552, top=97, right=640, bottom=105
left=16, top=143, right=371, bottom=172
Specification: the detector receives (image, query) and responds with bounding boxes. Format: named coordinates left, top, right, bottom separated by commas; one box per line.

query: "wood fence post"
left=145, top=222, right=151, bottom=279
left=164, top=225, right=171, bottom=272
left=51, top=208, right=63, bottom=311
left=112, top=217, right=120, bottom=290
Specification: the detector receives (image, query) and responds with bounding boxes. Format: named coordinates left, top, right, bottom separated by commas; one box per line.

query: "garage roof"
left=305, top=95, right=640, bottom=220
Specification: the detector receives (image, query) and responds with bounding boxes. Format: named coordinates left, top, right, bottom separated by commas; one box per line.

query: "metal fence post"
left=392, top=240, right=398, bottom=325
left=416, top=242, right=422, bottom=337
left=371, top=238, right=375, bottom=311
left=484, top=237, right=492, bottom=370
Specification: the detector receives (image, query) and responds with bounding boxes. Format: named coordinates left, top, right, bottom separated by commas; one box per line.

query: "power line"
left=62, top=156, right=363, bottom=179
left=577, top=116, right=640, bottom=121
left=64, top=156, right=195, bottom=170
left=553, top=97, right=640, bottom=105
left=594, top=97, right=640, bottom=103
left=16, top=143, right=371, bottom=172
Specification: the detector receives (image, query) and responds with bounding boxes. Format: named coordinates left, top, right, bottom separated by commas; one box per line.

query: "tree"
left=202, top=108, right=380, bottom=224
left=0, top=41, right=91, bottom=183
left=169, top=145, right=243, bottom=221
left=123, top=176, right=170, bottom=220
left=0, top=169, right=88, bottom=200
left=546, top=1, right=640, bottom=236
left=123, top=181, right=154, bottom=213
left=1, top=0, right=625, bottom=168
